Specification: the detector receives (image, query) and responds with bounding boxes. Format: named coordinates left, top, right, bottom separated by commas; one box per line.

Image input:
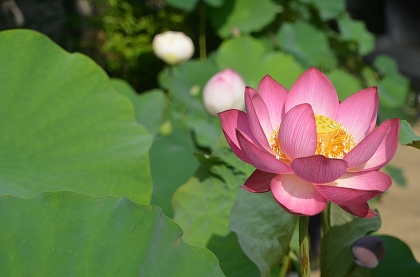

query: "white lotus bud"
left=202, top=69, right=246, bottom=116
left=152, top=31, right=194, bottom=65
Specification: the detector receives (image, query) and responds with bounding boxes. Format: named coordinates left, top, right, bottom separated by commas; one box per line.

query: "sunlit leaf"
left=0, top=192, right=225, bottom=276
left=230, top=190, right=297, bottom=277
left=277, top=21, right=337, bottom=69
left=372, top=235, right=420, bottom=277
left=0, top=29, right=152, bottom=203
left=398, top=120, right=420, bottom=149
left=321, top=203, right=381, bottom=277
left=210, top=0, right=278, bottom=38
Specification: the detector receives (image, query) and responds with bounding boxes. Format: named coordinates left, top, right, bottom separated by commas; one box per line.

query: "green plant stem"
left=279, top=254, right=291, bottom=277
left=162, top=66, right=174, bottom=124
left=199, top=2, right=207, bottom=60
left=299, top=216, right=310, bottom=277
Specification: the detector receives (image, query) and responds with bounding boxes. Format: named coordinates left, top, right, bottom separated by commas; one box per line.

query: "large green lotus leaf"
left=327, top=68, right=363, bottom=101
left=207, top=232, right=260, bottom=277
left=0, top=29, right=152, bottom=203
left=373, top=55, right=409, bottom=108
left=230, top=190, right=297, bottom=277
left=277, top=21, right=337, bottom=70
left=112, top=79, right=166, bottom=134
left=209, top=0, right=278, bottom=38
left=320, top=203, right=381, bottom=277
left=338, top=15, right=374, bottom=55
left=215, top=36, right=304, bottom=89
left=372, top=235, right=420, bottom=277
left=0, top=192, right=225, bottom=277
left=399, top=120, right=420, bottom=149
left=301, top=0, right=345, bottom=20
left=149, top=126, right=199, bottom=218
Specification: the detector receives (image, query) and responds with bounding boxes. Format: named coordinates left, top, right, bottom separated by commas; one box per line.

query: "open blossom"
left=152, top=31, right=194, bottom=65
left=203, top=69, right=246, bottom=116
left=219, top=68, right=400, bottom=218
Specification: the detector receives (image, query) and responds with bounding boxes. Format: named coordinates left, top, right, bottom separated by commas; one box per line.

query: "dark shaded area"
left=348, top=0, right=420, bottom=91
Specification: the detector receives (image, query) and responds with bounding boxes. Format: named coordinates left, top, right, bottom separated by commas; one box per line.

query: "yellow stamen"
left=314, top=114, right=356, bottom=159
left=268, top=114, right=356, bottom=160
left=269, top=127, right=288, bottom=160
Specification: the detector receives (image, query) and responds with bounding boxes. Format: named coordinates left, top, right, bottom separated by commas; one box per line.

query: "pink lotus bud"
left=152, top=31, right=194, bottom=65
left=202, top=69, right=246, bottom=116
left=351, top=235, right=385, bottom=269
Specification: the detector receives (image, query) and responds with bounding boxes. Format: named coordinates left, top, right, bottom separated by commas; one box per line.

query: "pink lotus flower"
left=219, top=68, right=400, bottom=218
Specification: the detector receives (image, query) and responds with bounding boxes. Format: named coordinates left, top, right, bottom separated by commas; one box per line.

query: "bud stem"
left=199, top=2, right=207, bottom=60
left=299, top=216, right=311, bottom=277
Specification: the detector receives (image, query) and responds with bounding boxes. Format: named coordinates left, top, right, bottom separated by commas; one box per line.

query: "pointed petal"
left=344, top=120, right=390, bottom=168
left=219, top=109, right=253, bottom=163
left=340, top=202, right=378, bottom=218
left=257, top=75, right=288, bottom=128
left=336, top=87, right=379, bottom=142
left=291, top=155, right=348, bottom=183
left=242, top=170, right=277, bottom=193
left=285, top=68, right=339, bottom=118
left=270, top=174, right=327, bottom=216
left=237, top=129, right=293, bottom=174
left=245, top=87, right=272, bottom=152
left=279, top=104, right=317, bottom=160
left=349, top=119, right=400, bottom=172
left=314, top=171, right=391, bottom=206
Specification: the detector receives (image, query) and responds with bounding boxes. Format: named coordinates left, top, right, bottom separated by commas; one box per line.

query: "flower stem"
left=299, top=216, right=310, bottom=277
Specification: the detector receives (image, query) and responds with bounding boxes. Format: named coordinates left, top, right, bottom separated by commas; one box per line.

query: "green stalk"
left=299, top=216, right=310, bottom=277
left=199, top=2, right=207, bottom=60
